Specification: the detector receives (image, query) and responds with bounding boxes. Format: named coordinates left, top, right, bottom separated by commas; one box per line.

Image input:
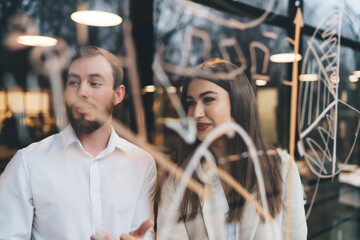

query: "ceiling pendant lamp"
left=71, top=10, right=122, bottom=27
left=270, top=53, right=302, bottom=63
left=70, top=1, right=122, bottom=27
left=17, top=35, right=58, bottom=47
left=299, top=74, right=318, bottom=82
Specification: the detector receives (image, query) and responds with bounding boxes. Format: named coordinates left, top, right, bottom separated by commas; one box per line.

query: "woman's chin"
left=197, top=133, right=207, bottom=142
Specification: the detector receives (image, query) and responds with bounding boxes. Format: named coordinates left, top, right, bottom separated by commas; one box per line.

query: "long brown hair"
left=159, top=58, right=283, bottom=223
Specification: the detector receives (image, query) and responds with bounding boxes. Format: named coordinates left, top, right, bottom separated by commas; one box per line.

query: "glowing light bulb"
left=17, top=35, right=57, bottom=47
left=349, top=75, right=359, bottom=83
left=71, top=11, right=122, bottom=27
left=255, top=79, right=267, bottom=86
left=270, top=53, right=302, bottom=63
left=299, top=74, right=319, bottom=81
left=143, top=85, right=156, bottom=93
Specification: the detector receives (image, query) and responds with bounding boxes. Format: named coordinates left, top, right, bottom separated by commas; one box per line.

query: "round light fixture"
left=299, top=74, right=319, bottom=81
left=270, top=53, right=302, bottom=63
left=353, top=71, right=360, bottom=77
left=17, top=35, right=58, bottom=47
left=349, top=75, right=359, bottom=83
left=143, top=85, right=156, bottom=93
left=166, top=86, right=177, bottom=93
left=330, top=75, right=339, bottom=83
left=71, top=10, right=122, bottom=27
left=255, top=79, right=267, bottom=86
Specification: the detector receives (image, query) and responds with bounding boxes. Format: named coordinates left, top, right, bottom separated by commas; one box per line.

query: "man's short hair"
left=69, top=46, right=124, bottom=89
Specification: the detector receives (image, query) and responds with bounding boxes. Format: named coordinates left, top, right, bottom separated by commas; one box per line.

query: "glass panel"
left=154, top=0, right=293, bottom=148
left=304, top=0, right=360, bottom=41
left=155, top=1, right=360, bottom=239
left=232, top=0, right=288, bottom=16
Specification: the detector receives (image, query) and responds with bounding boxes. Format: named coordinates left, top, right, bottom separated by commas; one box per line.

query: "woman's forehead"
left=187, top=78, right=229, bottom=96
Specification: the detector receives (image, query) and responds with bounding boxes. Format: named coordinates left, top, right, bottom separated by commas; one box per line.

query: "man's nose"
left=77, top=83, right=89, bottom=98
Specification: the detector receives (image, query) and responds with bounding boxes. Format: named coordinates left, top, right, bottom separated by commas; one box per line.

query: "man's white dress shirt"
left=0, top=125, right=157, bottom=240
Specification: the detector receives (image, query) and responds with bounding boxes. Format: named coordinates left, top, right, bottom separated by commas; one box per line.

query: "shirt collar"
left=61, top=125, right=81, bottom=150
left=60, top=124, right=131, bottom=154
left=107, top=126, right=131, bottom=154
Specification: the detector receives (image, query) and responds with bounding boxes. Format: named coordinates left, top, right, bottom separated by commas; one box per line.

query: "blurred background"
left=0, top=0, right=359, bottom=239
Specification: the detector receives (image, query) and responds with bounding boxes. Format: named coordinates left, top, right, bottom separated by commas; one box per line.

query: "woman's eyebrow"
left=199, top=91, right=217, bottom=98
left=186, top=91, right=218, bottom=99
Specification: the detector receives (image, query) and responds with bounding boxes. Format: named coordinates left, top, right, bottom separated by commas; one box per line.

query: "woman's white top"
left=157, top=149, right=308, bottom=240
left=213, top=174, right=241, bottom=239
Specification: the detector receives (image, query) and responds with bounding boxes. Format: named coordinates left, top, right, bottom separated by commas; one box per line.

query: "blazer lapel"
left=240, top=197, right=261, bottom=239
left=184, top=210, right=209, bottom=240
left=201, top=182, right=226, bottom=240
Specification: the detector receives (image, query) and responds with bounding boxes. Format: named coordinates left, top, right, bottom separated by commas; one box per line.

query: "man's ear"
left=114, top=85, right=125, bottom=105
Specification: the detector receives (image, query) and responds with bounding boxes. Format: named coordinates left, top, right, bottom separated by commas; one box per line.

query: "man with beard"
left=0, top=46, right=156, bottom=240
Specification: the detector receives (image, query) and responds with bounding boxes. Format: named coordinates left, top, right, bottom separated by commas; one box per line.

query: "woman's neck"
left=209, top=137, right=231, bottom=194
left=210, top=137, right=229, bottom=165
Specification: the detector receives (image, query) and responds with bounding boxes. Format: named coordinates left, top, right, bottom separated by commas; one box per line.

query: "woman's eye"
left=204, top=97, right=215, bottom=103
left=186, top=101, right=195, bottom=107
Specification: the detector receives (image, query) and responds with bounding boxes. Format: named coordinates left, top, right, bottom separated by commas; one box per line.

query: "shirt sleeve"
left=0, top=150, right=34, bottom=239
left=281, top=152, right=308, bottom=240
left=130, top=156, right=157, bottom=240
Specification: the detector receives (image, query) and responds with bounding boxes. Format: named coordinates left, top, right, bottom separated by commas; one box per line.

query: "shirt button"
left=92, top=192, right=99, bottom=197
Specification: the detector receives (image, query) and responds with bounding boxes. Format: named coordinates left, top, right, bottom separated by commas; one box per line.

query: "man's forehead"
left=71, top=55, right=109, bottom=65
left=69, top=55, right=112, bottom=73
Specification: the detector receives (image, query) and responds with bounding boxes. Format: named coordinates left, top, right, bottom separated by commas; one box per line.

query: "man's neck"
left=77, top=122, right=112, bottom=157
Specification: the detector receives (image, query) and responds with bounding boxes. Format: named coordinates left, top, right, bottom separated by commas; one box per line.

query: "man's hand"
left=120, top=220, right=153, bottom=240
left=91, top=229, right=117, bottom=240
left=90, top=220, right=154, bottom=240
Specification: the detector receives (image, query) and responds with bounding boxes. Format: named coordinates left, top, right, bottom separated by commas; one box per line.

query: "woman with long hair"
left=156, top=58, right=307, bottom=239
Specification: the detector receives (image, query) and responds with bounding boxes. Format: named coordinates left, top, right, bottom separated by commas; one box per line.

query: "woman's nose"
left=194, top=103, right=205, bottom=118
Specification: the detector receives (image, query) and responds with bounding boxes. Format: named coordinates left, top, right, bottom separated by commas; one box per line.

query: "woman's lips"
left=197, top=122, right=211, bottom=131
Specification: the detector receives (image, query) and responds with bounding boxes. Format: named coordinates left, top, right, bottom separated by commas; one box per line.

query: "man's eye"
left=90, top=82, right=101, bottom=87
left=204, top=97, right=215, bottom=103
left=67, top=80, right=79, bottom=86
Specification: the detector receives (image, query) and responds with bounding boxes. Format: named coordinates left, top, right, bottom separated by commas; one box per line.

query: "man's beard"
left=66, top=99, right=114, bottom=136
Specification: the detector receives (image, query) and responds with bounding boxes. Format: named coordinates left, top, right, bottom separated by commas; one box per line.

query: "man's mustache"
left=67, top=96, right=111, bottom=123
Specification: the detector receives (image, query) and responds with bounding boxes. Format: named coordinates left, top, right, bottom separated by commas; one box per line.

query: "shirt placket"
left=89, top=159, right=103, bottom=233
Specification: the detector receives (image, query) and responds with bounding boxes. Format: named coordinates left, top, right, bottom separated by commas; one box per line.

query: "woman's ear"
left=114, top=85, right=125, bottom=105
